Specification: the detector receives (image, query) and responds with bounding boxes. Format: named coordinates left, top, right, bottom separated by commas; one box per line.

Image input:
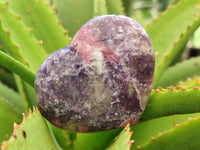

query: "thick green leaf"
left=72, top=129, right=121, bottom=150
left=131, top=113, right=200, bottom=150
left=3, top=0, right=70, bottom=53
left=156, top=56, right=200, bottom=88
left=0, top=82, right=24, bottom=113
left=50, top=124, right=76, bottom=150
left=0, top=51, right=35, bottom=86
left=13, top=75, right=29, bottom=115
left=94, top=0, right=108, bottom=17
left=0, top=96, right=22, bottom=149
left=1, top=110, right=62, bottom=150
left=54, top=0, right=93, bottom=36
left=142, top=81, right=200, bottom=120
left=177, top=76, right=200, bottom=87
left=22, top=81, right=36, bottom=109
left=137, top=115, right=200, bottom=150
left=193, top=27, right=200, bottom=48
left=146, top=0, right=200, bottom=86
left=105, top=0, right=125, bottom=15
left=122, top=0, right=132, bottom=16
left=0, top=2, right=47, bottom=72
left=0, top=66, right=16, bottom=90
left=106, top=125, right=132, bottom=150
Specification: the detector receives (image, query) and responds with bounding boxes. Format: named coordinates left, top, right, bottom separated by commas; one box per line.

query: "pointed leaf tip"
left=106, top=125, right=133, bottom=150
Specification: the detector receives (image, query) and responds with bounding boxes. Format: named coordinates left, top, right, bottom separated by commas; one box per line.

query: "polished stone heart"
left=35, top=15, right=155, bottom=132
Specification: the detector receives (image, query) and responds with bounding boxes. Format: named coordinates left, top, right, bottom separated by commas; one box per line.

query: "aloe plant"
left=1, top=0, right=200, bottom=149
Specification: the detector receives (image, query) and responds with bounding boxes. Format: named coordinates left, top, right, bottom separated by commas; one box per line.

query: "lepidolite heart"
left=35, top=15, right=155, bottom=132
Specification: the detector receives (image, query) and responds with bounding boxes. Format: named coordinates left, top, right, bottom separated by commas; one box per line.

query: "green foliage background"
left=1, top=0, right=200, bottom=149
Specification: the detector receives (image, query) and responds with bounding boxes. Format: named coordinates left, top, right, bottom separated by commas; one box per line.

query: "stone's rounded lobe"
left=35, top=15, right=155, bottom=132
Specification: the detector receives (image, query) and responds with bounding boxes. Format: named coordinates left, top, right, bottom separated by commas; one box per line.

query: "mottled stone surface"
left=35, top=15, right=155, bottom=132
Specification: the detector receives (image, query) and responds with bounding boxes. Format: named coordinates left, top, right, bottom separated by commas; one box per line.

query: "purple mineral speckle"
left=34, top=15, right=155, bottom=132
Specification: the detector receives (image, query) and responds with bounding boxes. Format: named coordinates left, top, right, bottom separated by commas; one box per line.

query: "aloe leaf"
left=50, top=124, right=76, bottom=150
left=137, top=115, right=200, bottom=150
left=122, top=0, right=132, bottom=16
left=22, top=81, right=36, bottom=109
left=94, top=0, right=108, bottom=17
left=0, top=96, right=22, bottom=149
left=0, top=16, right=25, bottom=64
left=0, top=66, right=16, bottom=90
left=105, top=0, right=125, bottom=15
left=54, top=0, right=93, bottom=37
left=0, top=2, right=47, bottom=72
left=146, top=0, right=200, bottom=87
left=193, top=27, right=200, bottom=48
left=0, top=82, right=24, bottom=113
left=106, top=125, right=132, bottom=150
left=0, top=51, right=37, bottom=109
left=155, top=56, right=200, bottom=88
left=3, top=0, right=70, bottom=53
left=131, top=113, right=200, bottom=150
left=0, top=51, right=35, bottom=86
left=178, top=76, right=200, bottom=87
left=72, top=129, right=121, bottom=150
left=142, top=81, right=200, bottom=120
left=1, top=110, right=62, bottom=150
